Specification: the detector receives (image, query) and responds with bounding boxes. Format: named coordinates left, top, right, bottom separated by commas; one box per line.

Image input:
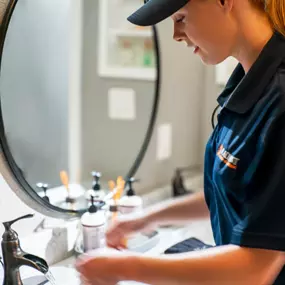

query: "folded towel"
left=164, top=237, right=213, bottom=254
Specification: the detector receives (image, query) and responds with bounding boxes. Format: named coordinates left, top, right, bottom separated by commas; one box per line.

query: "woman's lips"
left=184, top=42, right=200, bottom=54
left=193, top=46, right=199, bottom=54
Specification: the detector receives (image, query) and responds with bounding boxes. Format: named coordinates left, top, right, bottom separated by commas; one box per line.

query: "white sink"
left=21, top=267, right=80, bottom=285
left=22, top=266, right=149, bottom=285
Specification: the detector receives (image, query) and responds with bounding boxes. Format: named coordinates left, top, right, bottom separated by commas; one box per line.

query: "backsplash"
left=142, top=172, right=203, bottom=207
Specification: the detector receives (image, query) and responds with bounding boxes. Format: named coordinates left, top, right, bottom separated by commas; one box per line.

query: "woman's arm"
left=146, top=191, right=209, bottom=227
left=123, top=245, right=285, bottom=285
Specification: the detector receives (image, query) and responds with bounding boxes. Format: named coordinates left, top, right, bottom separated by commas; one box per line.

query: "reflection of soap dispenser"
left=36, top=182, right=50, bottom=203
left=118, top=177, right=143, bottom=215
left=81, top=196, right=106, bottom=252
left=85, top=171, right=106, bottom=202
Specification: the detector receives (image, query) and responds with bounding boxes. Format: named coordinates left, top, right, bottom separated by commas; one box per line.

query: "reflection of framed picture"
left=97, top=0, right=156, bottom=81
left=215, top=57, right=239, bottom=86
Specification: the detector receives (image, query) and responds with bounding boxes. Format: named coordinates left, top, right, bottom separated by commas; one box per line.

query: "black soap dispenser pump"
left=126, top=177, right=139, bottom=196
left=85, top=171, right=106, bottom=201
left=88, top=195, right=98, bottom=213
left=119, top=177, right=143, bottom=214
left=92, top=171, right=101, bottom=191
left=36, top=183, right=50, bottom=203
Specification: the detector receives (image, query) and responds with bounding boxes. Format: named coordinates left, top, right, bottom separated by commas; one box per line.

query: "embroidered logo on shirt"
left=217, top=145, right=240, bottom=169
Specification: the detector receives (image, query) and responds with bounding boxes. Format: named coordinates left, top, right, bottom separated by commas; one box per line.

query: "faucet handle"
left=2, top=214, right=34, bottom=241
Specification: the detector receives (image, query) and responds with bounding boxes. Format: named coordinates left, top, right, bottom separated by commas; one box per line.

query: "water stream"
left=45, top=270, right=57, bottom=285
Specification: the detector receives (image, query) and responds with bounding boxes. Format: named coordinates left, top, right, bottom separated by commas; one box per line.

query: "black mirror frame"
left=0, top=0, right=161, bottom=219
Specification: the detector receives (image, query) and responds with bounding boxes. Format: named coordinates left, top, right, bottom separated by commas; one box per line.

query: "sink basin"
left=22, top=266, right=149, bottom=285
left=22, top=267, right=80, bottom=285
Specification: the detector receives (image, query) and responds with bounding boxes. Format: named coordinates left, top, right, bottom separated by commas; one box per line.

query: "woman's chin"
left=200, top=55, right=227, bottom=66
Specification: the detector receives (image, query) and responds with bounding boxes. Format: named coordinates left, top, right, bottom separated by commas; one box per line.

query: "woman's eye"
left=176, top=17, right=185, bottom=23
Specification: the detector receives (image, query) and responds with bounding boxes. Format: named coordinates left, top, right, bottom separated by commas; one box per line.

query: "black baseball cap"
left=127, top=0, right=189, bottom=27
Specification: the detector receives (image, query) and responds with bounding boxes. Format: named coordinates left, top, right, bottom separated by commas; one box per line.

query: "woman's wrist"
left=117, top=254, right=175, bottom=284
left=115, top=254, right=143, bottom=281
left=144, top=211, right=159, bottom=228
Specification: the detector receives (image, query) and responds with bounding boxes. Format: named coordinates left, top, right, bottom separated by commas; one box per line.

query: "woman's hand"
left=75, top=248, right=137, bottom=285
left=106, top=214, right=154, bottom=249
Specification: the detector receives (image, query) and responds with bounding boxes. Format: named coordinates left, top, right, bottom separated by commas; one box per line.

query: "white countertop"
left=0, top=219, right=214, bottom=285
left=45, top=219, right=215, bottom=285
left=0, top=190, right=214, bottom=285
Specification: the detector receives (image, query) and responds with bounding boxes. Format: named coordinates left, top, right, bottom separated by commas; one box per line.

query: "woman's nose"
left=173, top=23, right=186, bottom=42
left=173, top=31, right=184, bottom=42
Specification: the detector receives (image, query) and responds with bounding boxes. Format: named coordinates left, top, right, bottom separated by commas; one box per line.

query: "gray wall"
left=81, top=0, right=208, bottom=193
left=81, top=0, right=156, bottom=188
left=0, top=0, right=70, bottom=189
left=201, top=67, right=224, bottom=156
left=135, top=19, right=207, bottom=192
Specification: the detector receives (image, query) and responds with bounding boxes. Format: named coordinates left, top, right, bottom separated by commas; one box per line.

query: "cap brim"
left=127, top=0, right=189, bottom=26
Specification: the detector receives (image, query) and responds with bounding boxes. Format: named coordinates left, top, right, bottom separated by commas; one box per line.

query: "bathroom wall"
left=0, top=0, right=70, bottom=189
left=200, top=66, right=223, bottom=162
left=80, top=0, right=156, bottom=186
left=81, top=0, right=207, bottom=193
left=135, top=18, right=207, bottom=192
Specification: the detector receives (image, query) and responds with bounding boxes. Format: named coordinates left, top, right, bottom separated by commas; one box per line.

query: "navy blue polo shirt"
left=204, top=31, right=285, bottom=284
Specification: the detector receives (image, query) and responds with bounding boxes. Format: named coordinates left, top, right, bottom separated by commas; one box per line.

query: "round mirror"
left=0, top=0, right=160, bottom=218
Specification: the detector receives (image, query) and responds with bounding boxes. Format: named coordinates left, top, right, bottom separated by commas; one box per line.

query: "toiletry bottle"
left=81, top=196, right=106, bottom=252
left=118, top=177, right=143, bottom=215
left=85, top=171, right=106, bottom=202
left=142, top=39, right=154, bottom=67
left=119, top=39, right=135, bottom=66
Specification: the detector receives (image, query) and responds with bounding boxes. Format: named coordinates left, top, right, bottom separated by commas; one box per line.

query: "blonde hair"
left=251, top=0, right=285, bottom=36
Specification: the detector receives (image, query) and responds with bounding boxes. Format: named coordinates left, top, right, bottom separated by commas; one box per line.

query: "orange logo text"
left=217, top=145, right=239, bottom=169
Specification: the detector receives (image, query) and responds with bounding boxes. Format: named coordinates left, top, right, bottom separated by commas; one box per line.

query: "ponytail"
left=251, top=0, right=285, bottom=36
left=265, top=0, right=285, bottom=36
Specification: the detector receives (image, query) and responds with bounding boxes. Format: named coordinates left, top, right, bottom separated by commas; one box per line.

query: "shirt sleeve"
left=231, top=112, right=285, bottom=251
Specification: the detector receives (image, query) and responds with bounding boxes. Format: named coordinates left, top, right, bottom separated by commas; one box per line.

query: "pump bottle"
left=81, top=196, right=106, bottom=252
left=118, top=177, right=143, bottom=215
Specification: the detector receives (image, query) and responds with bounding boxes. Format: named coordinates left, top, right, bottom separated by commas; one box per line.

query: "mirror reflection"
left=0, top=0, right=158, bottom=211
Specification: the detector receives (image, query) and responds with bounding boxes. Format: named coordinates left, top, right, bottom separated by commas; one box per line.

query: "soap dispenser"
left=81, top=196, right=106, bottom=252
left=85, top=171, right=106, bottom=202
left=118, top=177, right=143, bottom=215
left=36, top=182, right=50, bottom=203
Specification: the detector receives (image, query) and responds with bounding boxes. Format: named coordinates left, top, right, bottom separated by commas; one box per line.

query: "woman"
left=76, top=0, right=285, bottom=284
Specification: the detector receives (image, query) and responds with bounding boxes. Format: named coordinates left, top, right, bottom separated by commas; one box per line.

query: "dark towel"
left=164, top=237, right=213, bottom=254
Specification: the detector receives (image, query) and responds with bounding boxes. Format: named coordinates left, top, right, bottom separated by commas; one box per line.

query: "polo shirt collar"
left=217, top=31, right=285, bottom=114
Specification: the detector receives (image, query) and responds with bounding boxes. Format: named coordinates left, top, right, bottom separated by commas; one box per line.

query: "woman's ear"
left=217, top=0, right=234, bottom=13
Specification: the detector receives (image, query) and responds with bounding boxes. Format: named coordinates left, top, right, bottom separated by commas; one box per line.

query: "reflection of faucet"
left=1, top=214, right=49, bottom=285
left=172, top=167, right=196, bottom=197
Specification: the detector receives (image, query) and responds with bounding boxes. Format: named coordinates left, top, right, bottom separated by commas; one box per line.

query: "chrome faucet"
left=1, top=214, right=49, bottom=285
